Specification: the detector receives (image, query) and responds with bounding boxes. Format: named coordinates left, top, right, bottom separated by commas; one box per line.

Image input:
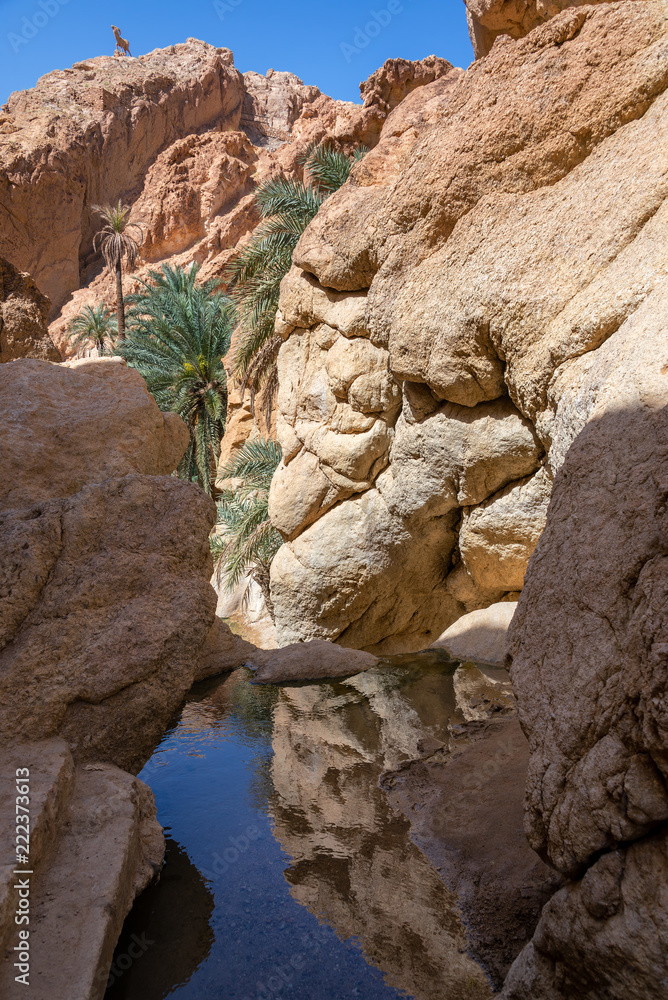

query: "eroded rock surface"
left=0, top=258, right=59, bottom=363
left=0, top=357, right=255, bottom=771
left=360, top=55, right=458, bottom=112
left=270, top=1, right=668, bottom=652
left=463, top=0, right=643, bottom=58
left=499, top=284, right=668, bottom=997
left=0, top=40, right=244, bottom=315
left=1, top=358, right=188, bottom=510
left=0, top=739, right=164, bottom=1000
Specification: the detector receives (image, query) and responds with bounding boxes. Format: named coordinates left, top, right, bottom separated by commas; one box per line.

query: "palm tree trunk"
left=115, top=259, right=125, bottom=339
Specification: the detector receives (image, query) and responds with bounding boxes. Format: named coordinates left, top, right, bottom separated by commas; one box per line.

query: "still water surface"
left=106, top=656, right=493, bottom=1000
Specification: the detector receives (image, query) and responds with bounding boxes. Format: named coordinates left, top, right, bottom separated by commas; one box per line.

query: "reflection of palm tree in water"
left=267, top=669, right=492, bottom=1000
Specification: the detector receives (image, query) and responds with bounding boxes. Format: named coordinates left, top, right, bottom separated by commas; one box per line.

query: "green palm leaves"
left=66, top=305, right=118, bottom=356
left=300, top=143, right=367, bottom=194
left=213, top=438, right=283, bottom=614
left=226, top=143, right=366, bottom=417
left=117, top=263, right=234, bottom=495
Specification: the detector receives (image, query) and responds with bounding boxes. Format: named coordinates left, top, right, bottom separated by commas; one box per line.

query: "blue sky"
left=0, top=0, right=474, bottom=108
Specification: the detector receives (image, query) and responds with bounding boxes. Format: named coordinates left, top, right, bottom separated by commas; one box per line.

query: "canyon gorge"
left=0, top=0, right=666, bottom=997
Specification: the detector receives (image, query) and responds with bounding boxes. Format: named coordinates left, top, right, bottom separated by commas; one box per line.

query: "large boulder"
left=500, top=281, right=668, bottom=995
left=0, top=257, right=60, bottom=363
left=0, top=358, right=189, bottom=510
left=431, top=602, right=518, bottom=668
left=247, top=639, right=378, bottom=684
left=0, top=357, right=239, bottom=771
left=0, top=474, right=217, bottom=771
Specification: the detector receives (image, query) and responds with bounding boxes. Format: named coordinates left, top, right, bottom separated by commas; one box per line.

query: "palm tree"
left=116, top=264, right=234, bottom=495
left=212, top=437, right=283, bottom=616
left=225, top=143, right=366, bottom=420
left=66, top=304, right=117, bottom=356
left=93, top=201, right=143, bottom=338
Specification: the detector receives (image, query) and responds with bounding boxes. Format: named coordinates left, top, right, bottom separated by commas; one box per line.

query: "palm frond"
left=300, top=142, right=368, bottom=194
left=223, top=144, right=366, bottom=411
left=214, top=437, right=283, bottom=599
left=66, top=304, right=118, bottom=354
left=115, top=263, right=234, bottom=496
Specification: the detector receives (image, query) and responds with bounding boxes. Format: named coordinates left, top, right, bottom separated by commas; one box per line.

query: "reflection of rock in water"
left=105, top=838, right=214, bottom=1000
left=268, top=665, right=493, bottom=1000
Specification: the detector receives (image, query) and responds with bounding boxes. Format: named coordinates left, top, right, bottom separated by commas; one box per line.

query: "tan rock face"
left=464, top=0, right=644, bottom=58
left=0, top=474, right=217, bottom=772
left=0, top=358, right=189, bottom=510
left=500, top=281, right=668, bottom=996
left=271, top=488, right=464, bottom=653
left=0, top=739, right=165, bottom=1000
left=241, top=69, right=320, bottom=135
left=0, top=40, right=244, bottom=315
left=294, top=3, right=668, bottom=293
left=0, top=257, right=60, bottom=363
left=0, top=357, right=251, bottom=772
left=359, top=55, right=459, bottom=113
left=133, top=131, right=258, bottom=262
left=270, top=1, right=668, bottom=652
left=459, top=468, right=552, bottom=592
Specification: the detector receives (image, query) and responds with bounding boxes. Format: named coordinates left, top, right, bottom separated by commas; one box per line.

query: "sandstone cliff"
left=0, top=257, right=60, bottom=363
left=0, top=46, right=452, bottom=352
left=0, top=47, right=460, bottom=471
left=500, top=281, right=668, bottom=999
left=268, top=0, right=668, bottom=655
left=464, top=0, right=646, bottom=57
left=0, top=40, right=244, bottom=316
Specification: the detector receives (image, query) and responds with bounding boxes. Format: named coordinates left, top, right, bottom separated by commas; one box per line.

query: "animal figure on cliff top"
left=112, top=25, right=131, bottom=57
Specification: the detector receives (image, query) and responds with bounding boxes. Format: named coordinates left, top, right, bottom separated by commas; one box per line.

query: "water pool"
left=106, top=656, right=497, bottom=1000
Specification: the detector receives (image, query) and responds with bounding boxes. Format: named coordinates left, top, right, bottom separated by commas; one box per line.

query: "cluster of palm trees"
left=68, top=143, right=365, bottom=603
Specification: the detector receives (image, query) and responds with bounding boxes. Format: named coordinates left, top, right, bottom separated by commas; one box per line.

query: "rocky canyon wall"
left=0, top=40, right=244, bottom=315
left=499, top=280, right=668, bottom=999
left=268, top=0, right=668, bottom=655
left=464, top=0, right=647, bottom=57
left=0, top=256, right=60, bottom=363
